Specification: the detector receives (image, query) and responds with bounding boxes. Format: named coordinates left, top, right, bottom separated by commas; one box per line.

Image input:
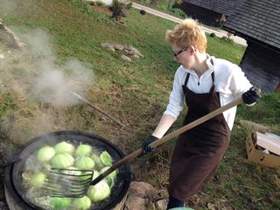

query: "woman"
left=142, top=19, right=260, bottom=209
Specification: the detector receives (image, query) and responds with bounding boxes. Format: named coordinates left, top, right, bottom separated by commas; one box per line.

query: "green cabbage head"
left=100, top=151, right=113, bottom=166
left=100, top=166, right=117, bottom=188
left=75, top=144, right=92, bottom=157
left=49, top=197, right=71, bottom=210
left=54, top=141, right=75, bottom=154
left=50, top=153, right=74, bottom=168
left=72, top=196, right=91, bottom=210
left=37, top=146, right=55, bottom=162
left=30, top=172, right=46, bottom=188
left=75, top=156, right=95, bottom=170
left=87, top=180, right=110, bottom=202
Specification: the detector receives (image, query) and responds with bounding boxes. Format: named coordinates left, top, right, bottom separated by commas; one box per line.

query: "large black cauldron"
left=4, top=131, right=131, bottom=210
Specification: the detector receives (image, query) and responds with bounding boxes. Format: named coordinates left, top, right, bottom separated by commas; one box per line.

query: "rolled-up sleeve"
left=230, top=65, right=252, bottom=96
left=163, top=69, right=185, bottom=119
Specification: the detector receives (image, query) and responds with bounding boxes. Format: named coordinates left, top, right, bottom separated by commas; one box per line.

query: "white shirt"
left=163, top=56, right=252, bottom=130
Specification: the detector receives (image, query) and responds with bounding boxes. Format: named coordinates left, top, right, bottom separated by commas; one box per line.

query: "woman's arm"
left=152, top=114, right=177, bottom=138
left=229, top=65, right=252, bottom=95
left=152, top=68, right=185, bottom=138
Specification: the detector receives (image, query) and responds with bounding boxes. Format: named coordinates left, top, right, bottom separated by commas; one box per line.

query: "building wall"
left=240, top=42, right=280, bottom=92
left=176, top=2, right=222, bottom=26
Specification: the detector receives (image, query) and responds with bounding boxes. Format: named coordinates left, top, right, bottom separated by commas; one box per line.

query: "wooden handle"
left=91, top=96, right=243, bottom=185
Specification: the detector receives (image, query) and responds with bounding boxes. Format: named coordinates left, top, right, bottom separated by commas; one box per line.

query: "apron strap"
left=210, top=57, right=214, bottom=65
left=184, top=73, right=190, bottom=87
left=210, top=72, right=215, bottom=92
left=211, top=71, right=215, bottom=82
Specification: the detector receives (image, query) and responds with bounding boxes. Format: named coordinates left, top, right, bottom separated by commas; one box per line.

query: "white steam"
left=32, top=59, right=94, bottom=106
left=19, top=29, right=95, bottom=106
left=0, top=0, right=37, bottom=17
left=22, top=29, right=55, bottom=61
left=0, top=0, right=17, bottom=16
left=0, top=26, right=95, bottom=143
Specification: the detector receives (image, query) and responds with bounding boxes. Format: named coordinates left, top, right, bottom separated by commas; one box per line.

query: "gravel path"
left=132, top=2, right=247, bottom=46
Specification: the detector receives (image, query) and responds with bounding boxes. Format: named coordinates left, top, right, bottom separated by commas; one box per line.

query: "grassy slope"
left=1, top=0, right=279, bottom=209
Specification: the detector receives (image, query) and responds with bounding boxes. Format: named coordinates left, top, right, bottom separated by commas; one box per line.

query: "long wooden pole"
left=91, top=96, right=243, bottom=185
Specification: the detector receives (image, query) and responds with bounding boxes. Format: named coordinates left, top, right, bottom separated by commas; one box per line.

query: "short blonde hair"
left=165, top=19, right=207, bottom=52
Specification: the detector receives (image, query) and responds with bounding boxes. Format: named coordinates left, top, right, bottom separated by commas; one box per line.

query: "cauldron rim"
left=8, top=130, right=131, bottom=210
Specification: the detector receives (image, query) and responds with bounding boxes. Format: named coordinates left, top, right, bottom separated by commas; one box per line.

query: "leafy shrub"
left=210, top=33, right=216, bottom=38
left=169, top=7, right=185, bottom=18
left=96, top=1, right=106, bottom=7
left=111, top=0, right=130, bottom=21
left=221, top=36, right=234, bottom=43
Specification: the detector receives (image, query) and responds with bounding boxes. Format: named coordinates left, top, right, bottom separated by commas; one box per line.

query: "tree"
left=111, top=0, right=129, bottom=22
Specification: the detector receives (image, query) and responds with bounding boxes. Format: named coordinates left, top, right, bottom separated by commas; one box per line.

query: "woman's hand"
left=142, top=135, right=159, bottom=154
left=242, top=87, right=261, bottom=105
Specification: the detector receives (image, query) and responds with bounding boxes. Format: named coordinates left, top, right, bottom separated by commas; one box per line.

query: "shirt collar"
left=206, top=54, right=215, bottom=71
left=182, top=54, right=215, bottom=76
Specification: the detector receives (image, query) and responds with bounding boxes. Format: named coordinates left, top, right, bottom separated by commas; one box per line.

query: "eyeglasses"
left=173, top=47, right=188, bottom=57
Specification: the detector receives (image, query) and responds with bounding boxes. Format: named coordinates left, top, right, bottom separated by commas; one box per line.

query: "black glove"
left=242, top=87, right=261, bottom=105
left=142, top=135, right=158, bottom=155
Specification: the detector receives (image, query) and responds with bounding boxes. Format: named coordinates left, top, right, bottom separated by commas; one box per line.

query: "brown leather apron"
left=168, top=70, right=230, bottom=201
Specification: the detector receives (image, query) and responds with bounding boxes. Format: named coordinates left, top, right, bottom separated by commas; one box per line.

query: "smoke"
left=0, top=27, right=95, bottom=144
left=31, top=58, right=94, bottom=106
left=22, top=28, right=55, bottom=62
left=0, top=28, right=95, bottom=106
left=0, top=0, right=18, bottom=16
left=0, top=0, right=36, bottom=18
left=20, top=28, right=95, bottom=106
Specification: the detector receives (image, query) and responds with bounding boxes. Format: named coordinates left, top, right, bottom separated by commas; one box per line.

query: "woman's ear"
left=189, top=45, right=196, bottom=55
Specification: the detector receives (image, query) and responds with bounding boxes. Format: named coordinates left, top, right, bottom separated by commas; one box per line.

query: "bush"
left=210, top=33, right=216, bottom=38
left=110, top=0, right=131, bottom=21
left=221, top=36, right=234, bottom=43
left=126, top=2, right=132, bottom=9
left=96, top=1, right=106, bottom=7
left=169, top=8, right=185, bottom=18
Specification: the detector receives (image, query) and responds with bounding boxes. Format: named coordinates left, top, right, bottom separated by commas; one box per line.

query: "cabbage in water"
left=24, top=140, right=118, bottom=210
left=49, top=197, right=71, bottom=210
left=75, top=156, right=95, bottom=170
left=37, top=146, right=55, bottom=162
left=87, top=180, right=111, bottom=202
left=30, top=172, right=46, bottom=188
left=75, top=144, right=92, bottom=157
left=54, top=141, right=75, bottom=154
left=72, top=196, right=92, bottom=210
left=100, top=151, right=113, bottom=166
left=50, top=153, right=74, bottom=168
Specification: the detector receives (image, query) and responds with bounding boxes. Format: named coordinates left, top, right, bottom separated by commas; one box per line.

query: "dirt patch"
left=91, top=5, right=112, bottom=16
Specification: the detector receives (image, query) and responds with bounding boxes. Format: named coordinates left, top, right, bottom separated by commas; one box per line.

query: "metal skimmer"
left=42, top=168, right=93, bottom=198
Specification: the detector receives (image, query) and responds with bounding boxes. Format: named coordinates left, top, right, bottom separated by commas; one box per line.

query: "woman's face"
left=172, top=45, right=196, bottom=69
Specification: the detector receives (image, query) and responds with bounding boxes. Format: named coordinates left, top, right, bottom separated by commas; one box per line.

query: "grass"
left=207, top=36, right=245, bottom=64
left=0, top=0, right=279, bottom=209
left=0, top=92, right=17, bottom=118
left=135, top=0, right=187, bottom=18
left=237, top=93, right=280, bottom=128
